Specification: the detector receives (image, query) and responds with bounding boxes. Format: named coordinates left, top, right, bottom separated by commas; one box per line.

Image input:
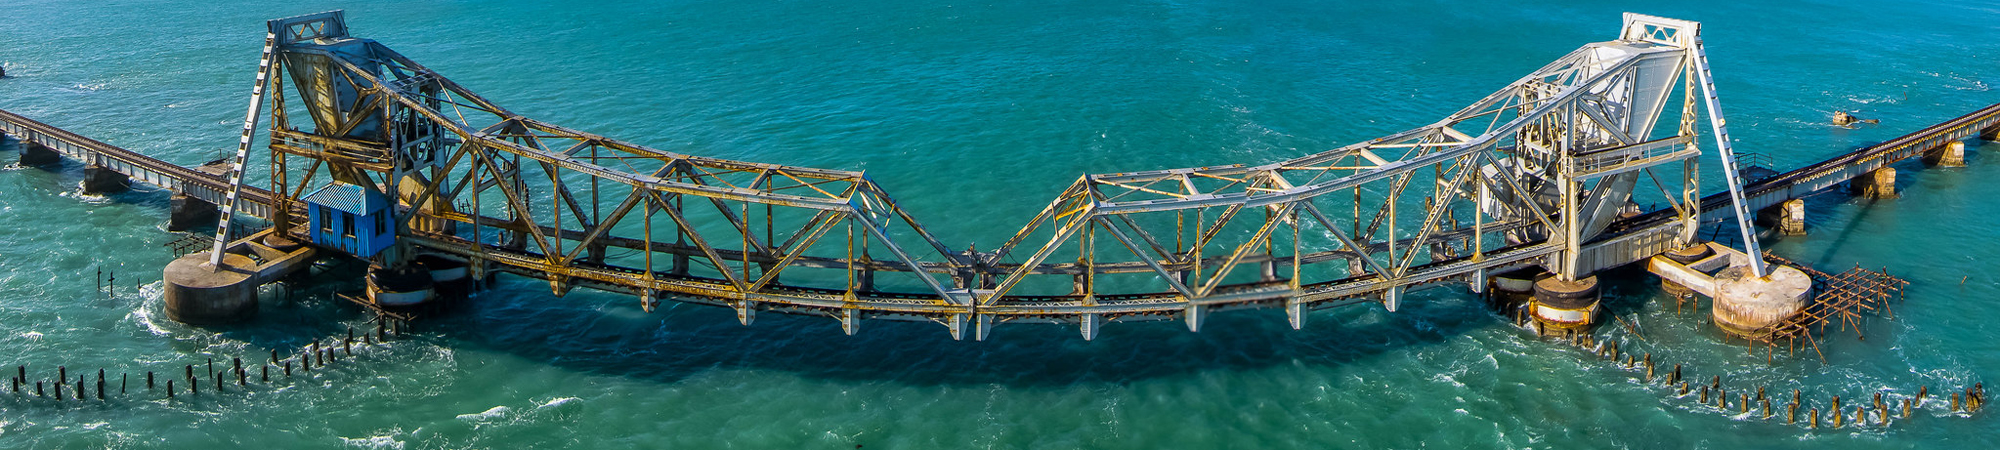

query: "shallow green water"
left=3, top=0, right=2000, bottom=448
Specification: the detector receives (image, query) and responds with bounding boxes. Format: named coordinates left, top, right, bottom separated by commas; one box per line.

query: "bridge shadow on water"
left=408, top=277, right=1504, bottom=388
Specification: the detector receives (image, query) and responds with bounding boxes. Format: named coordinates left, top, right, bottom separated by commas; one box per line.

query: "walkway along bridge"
left=5, top=12, right=1998, bottom=340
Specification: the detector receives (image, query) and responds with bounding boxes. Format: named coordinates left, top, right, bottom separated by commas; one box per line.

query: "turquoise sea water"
left=5, top=0, right=2000, bottom=448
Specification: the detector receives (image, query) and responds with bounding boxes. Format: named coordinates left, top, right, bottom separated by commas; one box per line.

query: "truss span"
left=221, top=12, right=1729, bottom=340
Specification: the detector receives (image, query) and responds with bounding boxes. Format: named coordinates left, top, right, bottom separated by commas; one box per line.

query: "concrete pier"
left=162, top=253, right=260, bottom=325
left=1711, top=265, right=1811, bottom=337
left=1854, top=168, right=1898, bottom=199
left=1926, top=141, right=1967, bottom=167
left=1531, top=276, right=1600, bottom=333
left=166, top=194, right=219, bottom=231
left=161, top=231, right=316, bottom=325
left=1488, top=269, right=1539, bottom=312
left=19, top=141, right=60, bottom=166
left=1647, top=242, right=1812, bottom=339
left=1660, top=244, right=1713, bottom=299
left=1777, top=199, right=1806, bottom=236
left=81, top=164, right=130, bottom=194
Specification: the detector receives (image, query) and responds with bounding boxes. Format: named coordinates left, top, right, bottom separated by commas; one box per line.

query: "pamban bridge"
left=2, top=11, right=1993, bottom=348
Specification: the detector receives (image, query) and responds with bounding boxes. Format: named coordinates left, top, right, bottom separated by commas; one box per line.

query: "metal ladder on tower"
left=1690, top=38, right=1769, bottom=278
left=206, top=31, right=279, bottom=269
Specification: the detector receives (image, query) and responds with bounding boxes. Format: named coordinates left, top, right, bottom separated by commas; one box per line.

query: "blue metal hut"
left=302, top=182, right=395, bottom=257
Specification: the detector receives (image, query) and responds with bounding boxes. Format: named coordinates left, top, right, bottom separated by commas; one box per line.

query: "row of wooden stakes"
left=6, top=318, right=412, bottom=402
left=1554, top=332, right=1986, bottom=429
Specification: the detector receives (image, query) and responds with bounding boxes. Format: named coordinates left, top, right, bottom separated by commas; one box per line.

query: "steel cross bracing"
left=247, top=11, right=1730, bottom=339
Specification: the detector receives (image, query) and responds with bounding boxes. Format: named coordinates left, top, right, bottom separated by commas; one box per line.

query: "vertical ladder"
left=1689, top=39, right=1768, bottom=278
left=208, top=32, right=279, bottom=268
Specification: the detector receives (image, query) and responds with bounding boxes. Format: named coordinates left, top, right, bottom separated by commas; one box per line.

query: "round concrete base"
left=1711, top=265, right=1810, bottom=337
left=262, top=234, right=304, bottom=252
left=1532, top=276, right=1600, bottom=330
left=1662, top=280, right=1694, bottom=299
left=1665, top=244, right=1713, bottom=264
left=163, top=253, right=260, bottom=325
left=1488, top=270, right=1539, bottom=311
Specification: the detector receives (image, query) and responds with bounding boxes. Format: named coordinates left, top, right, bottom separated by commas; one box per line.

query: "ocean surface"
left=5, top=0, right=2000, bottom=448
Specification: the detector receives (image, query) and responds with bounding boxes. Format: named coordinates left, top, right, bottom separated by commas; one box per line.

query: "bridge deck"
left=0, top=109, right=276, bottom=220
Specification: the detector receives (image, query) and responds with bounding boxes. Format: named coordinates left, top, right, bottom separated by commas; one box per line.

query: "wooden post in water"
left=96, top=369, right=104, bottom=400
left=147, top=372, right=154, bottom=390
left=165, top=380, right=172, bottom=399
left=1788, top=402, right=1798, bottom=424
left=1810, top=408, right=1819, bottom=428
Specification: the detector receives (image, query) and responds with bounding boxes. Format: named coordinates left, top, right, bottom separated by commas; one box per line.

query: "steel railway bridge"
left=6, top=12, right=1998, bottom=340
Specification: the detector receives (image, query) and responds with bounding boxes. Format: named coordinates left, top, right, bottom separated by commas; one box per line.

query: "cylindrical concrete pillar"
left=1531, top=275, right=1600, bottom=333
left=1711, top=264, right=1810, bottom=338
left=162, top=253, right=259, bottom=325
left=1489, top=269, right=1538, bottom=312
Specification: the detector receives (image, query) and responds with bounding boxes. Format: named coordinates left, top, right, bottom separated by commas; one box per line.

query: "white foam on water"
left=537, top=397, right=581, bottom=410
left=128, top=304, right=172, bottom=337
left=456, top=406, right=511, bottom=422
left=18, top=331, right=42, bottom=340
left=340, top=435, right=406, bottom=450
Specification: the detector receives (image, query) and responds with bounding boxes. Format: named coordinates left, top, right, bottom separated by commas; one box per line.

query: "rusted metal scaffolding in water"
left=1746, top=253, right=1908, bottom=363
left=212, top=11, right=1758, bottom=339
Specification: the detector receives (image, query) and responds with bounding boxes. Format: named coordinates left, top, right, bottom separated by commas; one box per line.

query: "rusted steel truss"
left=252, top=11, right=1718, bottom=339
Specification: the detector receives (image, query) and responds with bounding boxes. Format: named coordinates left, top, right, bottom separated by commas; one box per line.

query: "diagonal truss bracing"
left=253, top=11, right=1732, bottom=340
